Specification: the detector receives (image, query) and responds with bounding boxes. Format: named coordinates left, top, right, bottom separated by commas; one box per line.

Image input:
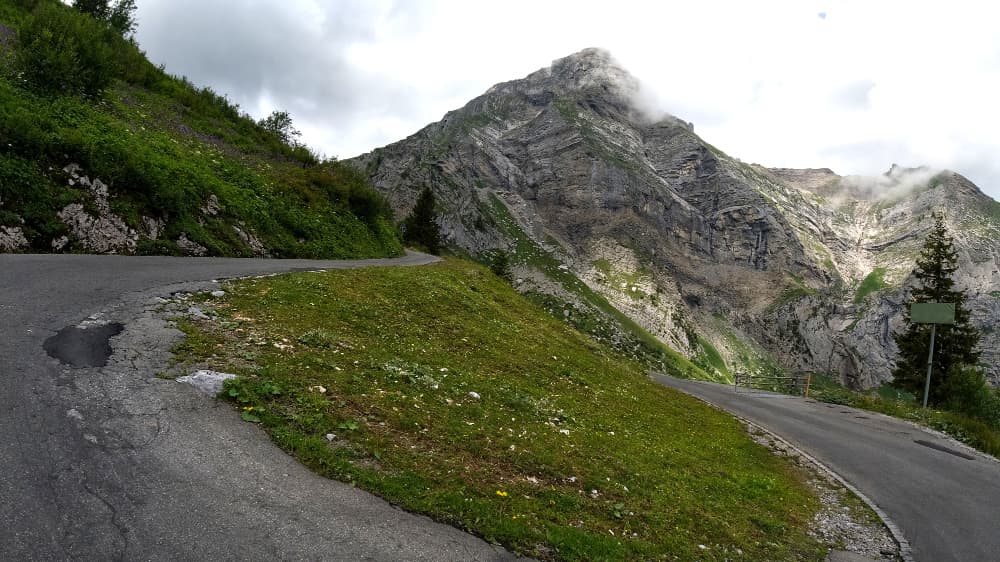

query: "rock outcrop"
left=0, top=225, right=28, bottom=252
left=350, top=48, right=1000, bottom=386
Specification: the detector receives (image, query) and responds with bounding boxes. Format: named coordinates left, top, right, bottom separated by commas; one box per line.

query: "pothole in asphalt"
left=43, top=323, right=124, bottom=368
left=913, top=439, right=976, bottom=460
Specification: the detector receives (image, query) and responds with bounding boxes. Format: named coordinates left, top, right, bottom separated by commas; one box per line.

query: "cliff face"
left=350, top=49, right=1000, bottom=387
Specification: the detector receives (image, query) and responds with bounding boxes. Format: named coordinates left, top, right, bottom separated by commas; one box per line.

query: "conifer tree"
left=892, top=213, right=981, bottom=405
left=402, top=187, right=441, bottom=255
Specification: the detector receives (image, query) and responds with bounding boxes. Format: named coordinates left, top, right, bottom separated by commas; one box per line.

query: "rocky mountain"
left=350, top=48, right=1000, bottom=388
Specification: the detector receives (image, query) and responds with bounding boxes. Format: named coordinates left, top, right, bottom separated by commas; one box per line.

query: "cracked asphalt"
left=1, top=252, right=525, bottom=561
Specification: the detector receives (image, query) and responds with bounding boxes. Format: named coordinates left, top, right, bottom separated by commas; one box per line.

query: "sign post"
left=910, top=303, right=955, bottom=408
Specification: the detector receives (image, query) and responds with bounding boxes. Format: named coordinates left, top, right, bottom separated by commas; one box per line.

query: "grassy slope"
left=0, top=3, right=400, bottom=258
left=180, top=259, right=826, bottom=561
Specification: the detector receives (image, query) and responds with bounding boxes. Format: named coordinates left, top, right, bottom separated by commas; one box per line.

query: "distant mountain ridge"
left=350, top=48, right=1000, bottom=386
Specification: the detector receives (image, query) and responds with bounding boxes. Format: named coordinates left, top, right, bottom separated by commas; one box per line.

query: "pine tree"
left=892, top=213, right=981, bottom=405
left=402, top=187, right=441, bottom=255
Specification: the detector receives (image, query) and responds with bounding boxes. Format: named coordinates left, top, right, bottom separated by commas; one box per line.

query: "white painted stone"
left=177, top=370, right=237, bottom=396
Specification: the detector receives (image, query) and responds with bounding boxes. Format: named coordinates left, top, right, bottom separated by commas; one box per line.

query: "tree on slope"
left=73, top=0, right=136, bottom=36
left=73, top=0, right=110, bottom=19
left=891, top=213, right=981, bottom=405
left=402, top=187, right=441, bottom=255
left=258, top=110, right=301, bottom=146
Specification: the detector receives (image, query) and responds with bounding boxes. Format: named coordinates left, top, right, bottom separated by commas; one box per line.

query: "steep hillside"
left=0, top=1, right=400, bottom=258
left=350, top=48, right=1000, bottom=386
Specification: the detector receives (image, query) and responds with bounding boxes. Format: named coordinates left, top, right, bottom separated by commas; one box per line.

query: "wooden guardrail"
left=734, top=371, right=813, bottom=397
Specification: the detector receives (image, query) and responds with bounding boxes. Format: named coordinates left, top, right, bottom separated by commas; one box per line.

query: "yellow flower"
left=243, top=406, right=254, bottom=411
left=495, top=490, right=508, bottom=497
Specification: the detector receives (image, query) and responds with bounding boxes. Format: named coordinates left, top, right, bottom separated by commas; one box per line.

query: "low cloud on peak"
left=132, top=0, right=1000, bottom=201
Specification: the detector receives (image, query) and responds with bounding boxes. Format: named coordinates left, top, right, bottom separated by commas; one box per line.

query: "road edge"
left=654, top=377, right=915, bottom=562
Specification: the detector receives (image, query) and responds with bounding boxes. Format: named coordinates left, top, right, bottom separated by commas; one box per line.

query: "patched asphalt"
left=1, top=252, right=528, bottom=561
left=44, top=323, right=124, bottom=367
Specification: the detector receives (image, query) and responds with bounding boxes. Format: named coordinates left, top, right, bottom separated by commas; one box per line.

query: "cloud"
left=841, top=165, right=941, bottom=201
left=828, top=80, right=876, bottom=112
left=135, top=0, right=425, bottom=158
left=131, top=0, right=1000, bottom=200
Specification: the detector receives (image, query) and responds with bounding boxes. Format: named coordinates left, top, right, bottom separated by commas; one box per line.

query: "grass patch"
left=769, top=274, right=818, bottom=311
left=694, top=336, right=729, bottom=378
left=853, top=268, right=887, bottom=303
left=182, top=259, right=826, bottom=560
left=164, top=317, right=226, bottom=376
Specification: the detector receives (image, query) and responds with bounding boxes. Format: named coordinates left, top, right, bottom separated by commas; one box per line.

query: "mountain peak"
left=524, top=48, right=640, bottom=99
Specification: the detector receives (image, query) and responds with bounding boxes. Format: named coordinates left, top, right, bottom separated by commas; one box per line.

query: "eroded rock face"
left=58, top=203, right=138, bottom=254
left=0, top=225, right=29, bottom=252
left=234, top=225, right=268, bottom=257
left=351, top=49, right=1000, bottom=387
left=59, top=165, right=139, bottom=254
left=177, top=234, right=208, bottom=257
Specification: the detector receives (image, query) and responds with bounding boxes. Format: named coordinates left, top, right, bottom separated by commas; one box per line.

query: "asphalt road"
left=653, top=374, right=1000, bottom=562
left=1, top=252, right=524, bottom=561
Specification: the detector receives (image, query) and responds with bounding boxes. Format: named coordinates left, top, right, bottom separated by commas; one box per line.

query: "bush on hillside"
left=16, top=2, right=119, bottom=97
left=940, top=364, right=1000, bottom=427
left=489, top=250, right=512, bottom=280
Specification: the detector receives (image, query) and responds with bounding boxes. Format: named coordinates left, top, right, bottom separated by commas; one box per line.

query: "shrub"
left=16, top=2, right=119, bottom=97
left=489, top=250, right=512, bottom=280
left=935, top=364, right=1000, bottom=430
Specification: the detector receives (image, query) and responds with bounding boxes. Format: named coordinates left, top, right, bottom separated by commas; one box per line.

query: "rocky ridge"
left=351, top=48, right=1000, bottom=387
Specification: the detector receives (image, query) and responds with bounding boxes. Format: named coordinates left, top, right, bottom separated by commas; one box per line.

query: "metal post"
left=922, top=324, right=937, bottom=408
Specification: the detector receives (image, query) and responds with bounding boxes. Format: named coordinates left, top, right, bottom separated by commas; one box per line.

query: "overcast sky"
left=133, top=0, right=1000, bottom=200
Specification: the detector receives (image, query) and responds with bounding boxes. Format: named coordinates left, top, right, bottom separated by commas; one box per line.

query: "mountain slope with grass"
left=349, top=48, right=1000, bottom=387
left=0, top=0, right=400, bottom=258
left=172, top=258, right=889, bottom=560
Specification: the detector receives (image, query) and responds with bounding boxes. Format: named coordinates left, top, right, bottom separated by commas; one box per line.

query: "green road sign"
left=911, top=303, right=955, bottom=324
